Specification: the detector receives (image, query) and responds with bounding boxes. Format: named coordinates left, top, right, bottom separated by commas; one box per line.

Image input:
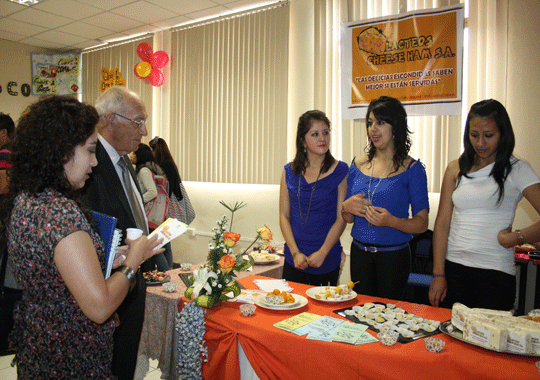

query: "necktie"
left=118, top=156, right=149, bottom=235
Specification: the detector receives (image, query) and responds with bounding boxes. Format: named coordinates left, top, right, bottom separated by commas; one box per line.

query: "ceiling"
left=0, top=0, right=277, bottom=52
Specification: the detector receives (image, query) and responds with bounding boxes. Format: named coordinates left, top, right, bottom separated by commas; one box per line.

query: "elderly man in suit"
left=81, top=86, right=150, bottom=380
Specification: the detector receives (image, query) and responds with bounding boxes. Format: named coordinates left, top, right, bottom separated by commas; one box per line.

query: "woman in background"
left=133, top=143, right=171, bottom=271
left=2, top=96, right=162, bottom=378
left=342, top=96, right=429, bottom=300
left=150, top=137, right=185, bottom=268
left=429, top=99, right=540, bottom=310
left=279, top=110, right=348, bottom=286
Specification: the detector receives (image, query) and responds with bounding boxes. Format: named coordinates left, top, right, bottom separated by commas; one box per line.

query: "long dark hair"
left=134, top=143, right=163, bottom=176
left=291, top=110, right=335, bottom=176
left=0, top=96, right=98, bottom=239
left=149, top=137, right=180, bottom=180
left=365, top=96, right=411, bottom=173
left=458, top=99, right=515, bottom=204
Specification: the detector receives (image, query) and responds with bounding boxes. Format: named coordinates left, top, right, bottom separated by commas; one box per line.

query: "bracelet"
left=516, top=230, right=525, bottom=245
left=433, top=274, right=445, bottom=278
left=117, top=265, right=136, bottom=284
left=291, top=251, right=302, bottom=258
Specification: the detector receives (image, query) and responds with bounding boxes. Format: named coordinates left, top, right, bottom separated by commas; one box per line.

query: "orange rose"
left=257, top=225, right=273, bottom=242
left=223, top=232, right=241, bottom=247
left=218, top=254, right=236, bottom=273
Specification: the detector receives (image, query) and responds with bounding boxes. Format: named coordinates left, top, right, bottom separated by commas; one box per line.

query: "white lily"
left=192, top=267, right=218, bottom=299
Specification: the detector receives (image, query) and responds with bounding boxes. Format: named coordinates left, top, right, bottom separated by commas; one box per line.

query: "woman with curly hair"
left=341, top=96, right=429, bottom=300
left=1, top=96, right=163, bottom=378
left=429, top=99, right=540, bottom=310
left=280, top=110, right=348, bottom=286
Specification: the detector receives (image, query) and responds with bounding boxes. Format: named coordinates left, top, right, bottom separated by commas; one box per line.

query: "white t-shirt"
left=447, top=158, right=540, bottom=275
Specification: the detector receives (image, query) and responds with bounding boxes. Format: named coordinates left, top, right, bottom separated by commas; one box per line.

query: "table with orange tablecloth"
left=189, top=275, right=539, bottom=380
left=136, top=257, right=284, bottom=379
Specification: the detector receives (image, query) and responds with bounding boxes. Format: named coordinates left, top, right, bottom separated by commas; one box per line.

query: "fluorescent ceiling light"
left=10, top=0, right=39, bottom=5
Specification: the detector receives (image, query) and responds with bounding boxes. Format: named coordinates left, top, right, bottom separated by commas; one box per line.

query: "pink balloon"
left=137, top=42, right=153, bottom=63
left=148, top=69, right=164, bottom=87
left=152, top=51, right=169, bottom=69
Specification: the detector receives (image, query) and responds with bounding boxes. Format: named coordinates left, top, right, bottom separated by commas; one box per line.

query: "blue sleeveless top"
left=284, top=161, right=348, bottom=274
left=346, top=158, right=429, bottom=245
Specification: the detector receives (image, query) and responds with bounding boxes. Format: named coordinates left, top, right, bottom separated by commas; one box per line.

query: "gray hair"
left=94, top=86, right=140, bottom=119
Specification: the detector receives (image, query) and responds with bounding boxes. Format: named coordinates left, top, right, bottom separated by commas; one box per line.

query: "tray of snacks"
left=143, top=270, right=171, bottom=285
left=334, top=302, right=441, bottom=343
left=440, top=303, right=540, bottom=356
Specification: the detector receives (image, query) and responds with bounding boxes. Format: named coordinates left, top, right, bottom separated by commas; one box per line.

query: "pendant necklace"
left=298, top=169, right=322, bottom=225
left=366, top=160, right=392, bottom=226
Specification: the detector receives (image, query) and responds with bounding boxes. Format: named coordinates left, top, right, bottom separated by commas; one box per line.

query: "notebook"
left=92, top=211, right=123, bottom=279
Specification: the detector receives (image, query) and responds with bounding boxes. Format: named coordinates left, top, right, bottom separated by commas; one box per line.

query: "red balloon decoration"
left=134, top=43, right=169, bottom=87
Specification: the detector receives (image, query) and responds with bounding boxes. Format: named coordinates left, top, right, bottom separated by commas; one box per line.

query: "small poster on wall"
left=31, top=53, right=82, bottom=95
left=341, top=4, right=464, bottom=118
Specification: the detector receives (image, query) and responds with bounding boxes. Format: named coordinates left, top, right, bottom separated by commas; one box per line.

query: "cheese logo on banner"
left=341, top=5, right=464, bottom=118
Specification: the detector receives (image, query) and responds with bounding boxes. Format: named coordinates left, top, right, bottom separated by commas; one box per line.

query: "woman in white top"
left=429, top=99, right=540, bottom=310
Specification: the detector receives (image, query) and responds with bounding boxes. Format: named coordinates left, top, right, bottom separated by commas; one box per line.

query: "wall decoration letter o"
left=21, top=84, right=31, bottom=97
left=7, top=82, right=18, bottom=96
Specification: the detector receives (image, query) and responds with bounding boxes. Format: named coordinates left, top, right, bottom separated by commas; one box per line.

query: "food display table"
left=193, top=275, right=539, bottom=380
left=136, top=257, right=284, bottom=379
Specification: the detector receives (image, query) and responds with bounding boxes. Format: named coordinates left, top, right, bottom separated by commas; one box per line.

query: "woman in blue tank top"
left=280, top=110, right=348, bottom=286
left=342, top=96, right=429, bottom=300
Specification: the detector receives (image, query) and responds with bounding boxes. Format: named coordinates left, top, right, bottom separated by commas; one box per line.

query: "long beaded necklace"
left=366, top=160, right=392, bottom=226
left=297, top=170, right=322, bottom=225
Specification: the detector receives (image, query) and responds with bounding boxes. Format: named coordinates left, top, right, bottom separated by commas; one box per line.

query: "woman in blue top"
left=342, top=96, right=429, bottom=300
left=280, top=110, right=348, bottom=286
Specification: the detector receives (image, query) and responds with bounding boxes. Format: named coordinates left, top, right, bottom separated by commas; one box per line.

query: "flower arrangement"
left=184, top=201, right=274, bottom=308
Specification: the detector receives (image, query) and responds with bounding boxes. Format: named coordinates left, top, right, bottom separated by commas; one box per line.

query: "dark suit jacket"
left=80, top=139, right=146, bottom=380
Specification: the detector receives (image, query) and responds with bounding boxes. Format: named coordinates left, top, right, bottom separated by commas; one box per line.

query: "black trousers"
left=350, top=243, right=411, bottom=300
left=442, top=260, right=516, bottom=310
left=111, top=270, right=146, bottom=380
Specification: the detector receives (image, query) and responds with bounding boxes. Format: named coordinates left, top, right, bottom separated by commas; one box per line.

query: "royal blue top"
left=346, top=158, right=429, bottom=246
left=284, top=160, right=348, bottom=274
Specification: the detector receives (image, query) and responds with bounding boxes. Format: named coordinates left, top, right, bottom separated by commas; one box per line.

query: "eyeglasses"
left=113, top=112, right=145, bottom=128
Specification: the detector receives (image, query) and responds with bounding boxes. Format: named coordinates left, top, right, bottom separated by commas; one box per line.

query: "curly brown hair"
left=0, top=96, right=98, bottom=238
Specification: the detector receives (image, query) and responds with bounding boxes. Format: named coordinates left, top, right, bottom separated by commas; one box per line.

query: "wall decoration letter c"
left=7, top=82, right=18, bottom=96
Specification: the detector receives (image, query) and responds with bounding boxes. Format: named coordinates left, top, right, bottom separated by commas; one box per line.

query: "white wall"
left=0, top=39, right=54, bottom=120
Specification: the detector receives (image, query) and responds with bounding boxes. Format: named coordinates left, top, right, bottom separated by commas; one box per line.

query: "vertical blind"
left=168, top=5, right=289, bottom=184
left=81, top=36, right=154, bottom=127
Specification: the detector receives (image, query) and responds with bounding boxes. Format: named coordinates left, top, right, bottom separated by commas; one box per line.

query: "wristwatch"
left=117, top=265, right=136, bottom=284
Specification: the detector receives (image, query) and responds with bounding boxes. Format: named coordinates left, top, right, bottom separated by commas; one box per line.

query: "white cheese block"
left=472, top=308, right=513, bottom=318
left=451, top=302, right=470, bottom=330
left=463, top=318, right=508, bottom=351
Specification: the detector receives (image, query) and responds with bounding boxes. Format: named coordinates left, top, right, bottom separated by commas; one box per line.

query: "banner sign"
left=31, top=53, right=82, bottom=95
left=341, top=5, right=464, bottom=118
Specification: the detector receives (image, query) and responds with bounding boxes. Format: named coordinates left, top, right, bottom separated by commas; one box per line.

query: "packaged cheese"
left=451, top=303, right=472, bottom=330
left=472, top=308, right=513, bottom=319
left=463, top=318, right=508, bottom=351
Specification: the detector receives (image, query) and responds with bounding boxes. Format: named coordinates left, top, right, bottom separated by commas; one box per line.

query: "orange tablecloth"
left=137, top=258, right=284, bottom=379
left=193, top=275, right=539, bottom=380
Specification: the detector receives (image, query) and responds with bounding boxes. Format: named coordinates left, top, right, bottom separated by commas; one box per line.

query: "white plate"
left=305, top=286, right=357, bottom=303
left=255, top=294, right=308, bottom=310
left=250, top=253, right=280, bottom=265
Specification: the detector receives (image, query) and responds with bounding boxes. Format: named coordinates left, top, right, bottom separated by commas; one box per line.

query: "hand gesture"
left=307, top=250, right=325, bottom=268
left=293, top=252, right=309, bottom=270
left=365, top=206, right=392, bottom=227
left=345, top=193, right=372, bottom=218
